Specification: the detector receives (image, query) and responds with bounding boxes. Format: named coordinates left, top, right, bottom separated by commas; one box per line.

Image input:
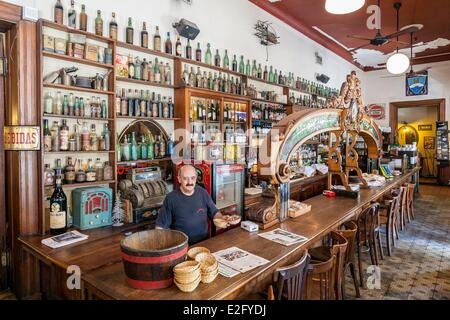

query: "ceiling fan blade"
left=347, top=35, right=373, bottom=41
left=387, top=39, right=410, bottom=46
left=349, top=43, right=372, bottom=53
left=385, top=27, right=417, bottom=40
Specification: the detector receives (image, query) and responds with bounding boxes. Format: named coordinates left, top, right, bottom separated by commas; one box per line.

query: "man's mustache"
left=186, top=184, right=194, bottom=187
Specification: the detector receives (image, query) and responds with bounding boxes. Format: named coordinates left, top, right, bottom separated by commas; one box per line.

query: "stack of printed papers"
left=41, top=230, right=88, bottom=249
left=258, top=228, right=308, bottom=246
left=213, top=247, right=269, bottom=275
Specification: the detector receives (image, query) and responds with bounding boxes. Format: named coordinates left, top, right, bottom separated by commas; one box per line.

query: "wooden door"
left=0, top=32, right=8, bottom=290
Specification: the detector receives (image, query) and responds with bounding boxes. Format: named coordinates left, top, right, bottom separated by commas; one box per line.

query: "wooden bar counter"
left=18, top=168, right=419, bottom=300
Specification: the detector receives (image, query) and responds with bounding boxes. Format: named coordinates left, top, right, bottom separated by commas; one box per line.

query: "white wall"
left=361, top=60, right=450, bottom=128
left=6, top=0, right=356, bottom=89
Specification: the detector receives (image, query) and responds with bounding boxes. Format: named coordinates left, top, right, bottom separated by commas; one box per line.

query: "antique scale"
left=258, top=71, right=383, bottom=221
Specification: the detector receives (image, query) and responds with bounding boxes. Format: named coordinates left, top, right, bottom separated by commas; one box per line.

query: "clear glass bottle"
left=59, top=119, right=69, bottom=151
left=86, top=159, right=96, bottom=182
left=130, top=132, right=138, bottom=161
left=44, top=164, right=55, bottom=187
left=95, top=158, right=104, bottom=181
left=44, top=92, right=54, bottom=114
left=205, top=43, right=212, bottom=65
left=68, top=0, right=77, bottom=29
left=90, top=124, right=98, bottom=151
left=103, top=161, right=113, bottom=181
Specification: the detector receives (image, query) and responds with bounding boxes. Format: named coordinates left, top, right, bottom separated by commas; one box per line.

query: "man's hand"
left=214, top=211, right=224, bottom=220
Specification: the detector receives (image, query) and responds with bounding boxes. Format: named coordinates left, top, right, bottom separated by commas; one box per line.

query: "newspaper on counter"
left=212, top=247, right=269, bottom=273
left=258, top=228, right=308, bottom=246
left=41, top=230, right=88, bottom=248
left=218, top=263, right=241, bottom=278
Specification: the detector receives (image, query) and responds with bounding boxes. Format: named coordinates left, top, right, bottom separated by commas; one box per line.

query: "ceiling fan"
left=382, top=31, right=431, bottom=78
left=348, top=1, right=420, bottom=53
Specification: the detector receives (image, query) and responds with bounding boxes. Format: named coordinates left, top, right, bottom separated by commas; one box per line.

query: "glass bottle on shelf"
left=44, top=92, right=53, bottom=114
left=140, top=135, right=147, bottom=160
left=195, top=42, right=202, bottom=62
left=121, top=135, right=130, bottom=161
left=186, top=39, right=192, bottom=59
left=103, top=161, right=113, bottom=181
left=159, top=136, right=166, bottom=158
left=154, top=58, right=161, bottom=83
left=154, top=135, right=160, bottom=158
left=53, top=91, right=62, bottom=115
left=147, top=133, right=154, bottom=160
left=163, top=97, right=169, bottom=118
left=44, top=164, right=55, bottom=187
left=49, top=176, right=67, bottom=235
left=130, top=132, right=138, bottom=161
left=175, top=36, right=182, bottom=57
left=133, top=89, right=140, bottom=116
left=232, top=54, right=237, bottom=72
left=124, top=17, right=133, bottom=45
left=134, top=56, right=142, bottom=80
left=68, top=0, right=76, bottom=29
left=73, top=124, right=81, bottom=151
left=223, top=50, right=230, bottom=69
left=167, top=134, right=174, bottom=157
left=205, top=43, right=212, bottom=65
left=43, top=119, right=52, bottom=152
left=95, top=10, right=103, bottom=36
left=90, top=124, right=98, bottom=151
left=86, top=159, right=96, bottom=182
left=54, top=0, right=64, bottom=25
left=263, top=66, right=268, bottom=81
left=79, top=4, right=87, bottom=31
left=141, top=22, right=148, bottom=48
left=154, top=26, right=161, bottom=52
left=251, top=60, right=257, bottom=77
left=80, top=122, right=89, bottom=151
left=257, top=64, right=262, bottom=79
left=64, top=157, right=76, bottom=184
left=95, top=158, right=104, bottom=181
left=109, top=12, right=118, bottom=40
left=59, top=119, right=69, bottom=151
left=214, top=49, right=221, bottom=67
left=165, top=32, right=172, bottom=54
left=68, top=93, right=74, bottom=116
left=164, top=63, right=171, bottom=85
left=102, top=124, right=111, bottom=151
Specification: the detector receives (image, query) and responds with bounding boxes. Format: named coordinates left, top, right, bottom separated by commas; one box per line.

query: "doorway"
left=390, top=99, right=446, bottom=184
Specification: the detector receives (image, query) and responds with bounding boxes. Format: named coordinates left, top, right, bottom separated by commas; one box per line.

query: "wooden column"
left=5, top=19, right=41, bottom=299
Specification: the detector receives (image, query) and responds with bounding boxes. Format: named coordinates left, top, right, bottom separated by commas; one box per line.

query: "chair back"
left=329, top=231, right=348, bottom=300
left=357, top=202, right=380, bottom=245
left=336, top=221, right=358, bottom=267
left=305, top=255, right=335, bottom=300
left=273, top=251, right=310, bottom=300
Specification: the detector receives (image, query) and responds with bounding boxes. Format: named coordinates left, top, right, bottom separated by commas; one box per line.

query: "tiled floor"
left=345, top=185, right=450, bottom=300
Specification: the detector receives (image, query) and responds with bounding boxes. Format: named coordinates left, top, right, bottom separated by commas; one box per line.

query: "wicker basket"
left=173, top=260, right=200, bottom=273
left=187, top=247, right=210, bottom=260
left=174, top=275, right=201, bottom=292
left=195, top=253, right=218, bottom=273
left=201, top=268, right=219, bottom=284
left=174, top=269, right=201, bottom=284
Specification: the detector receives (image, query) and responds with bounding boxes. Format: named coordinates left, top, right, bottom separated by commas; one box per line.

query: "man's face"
left=178, top=166, right=197, bottom=194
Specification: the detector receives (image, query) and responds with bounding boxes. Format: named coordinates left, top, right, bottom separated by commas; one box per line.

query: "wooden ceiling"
left=250, top=0, right=450, bottom=70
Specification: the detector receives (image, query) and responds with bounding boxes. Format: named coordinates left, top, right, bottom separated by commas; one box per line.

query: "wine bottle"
left=54, top=0, right=64, bottom=25
left=109, top=12, right=118, bottom=40
left=186, top=39, right=192, bottom=59
left=154, top=26, right=161, bottom=51
left=140, top=22, right=148, bottom=48
left=165, top=32, right=173, bottom=54
left=95, top=10, right=103, bottom=36
left=79, top=4, right=87, bottom=31
left=175, top=36, right=182, bottom=57
left=49, top=177, right=67, bottom=235
left=205, top=43, right=212, bottom=64
left=126, top=17, right=134, bottom=45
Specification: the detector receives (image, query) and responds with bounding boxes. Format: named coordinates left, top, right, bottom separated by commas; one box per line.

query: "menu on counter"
left=212, top=247, right=269, bottom=273
left=41, top=230, right=88, bottom=249
left=258, top=228, right=308, bottom=246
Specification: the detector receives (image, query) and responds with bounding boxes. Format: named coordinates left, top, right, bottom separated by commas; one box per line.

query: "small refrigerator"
left=176, top=161, right=245, bottom=237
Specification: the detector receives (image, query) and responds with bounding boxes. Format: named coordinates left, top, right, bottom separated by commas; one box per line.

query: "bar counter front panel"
left=19, top=168, right=419, bottom=300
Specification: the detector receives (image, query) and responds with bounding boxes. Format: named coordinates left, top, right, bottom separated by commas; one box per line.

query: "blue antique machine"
left=72, top=187, right=113, bottom=230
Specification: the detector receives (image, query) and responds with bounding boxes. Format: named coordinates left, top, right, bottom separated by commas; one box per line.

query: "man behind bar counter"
left=155, top=164, right=225, bottom=244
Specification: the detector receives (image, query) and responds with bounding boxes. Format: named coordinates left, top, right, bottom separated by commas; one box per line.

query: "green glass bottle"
left=130, top=132, right=138, bottom=161
left=205, top=43, right=212, bottom=65
left=245, top=59, right=251, bottom=76
left=140, top=135, right=147, bottom=160
left=239, top=56, right=245, bottom=74
left=223, top=50, right=229, bottom=69
left=214, top=49, right=221, bottom=67
left=251, top=60, right=257, bottom=77
left=269, top=66, right=274, bottom=83
left=147, top=133, right=154, bottom=160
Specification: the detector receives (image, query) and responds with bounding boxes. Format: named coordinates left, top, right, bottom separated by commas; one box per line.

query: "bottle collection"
left=44, top=91, right=108, bottom=118
left=289, top=94, right=328, bottom=108
left=118, top=132, right=174, bottom=162
left=124, top=55, right=172, bottom=85
left=189, top=98, right=220, bottom=122
left=115, top=88, right=174, bottom=118
left=182, top=65, right=246, bottom=96
left=43, top=119, right=111, bottom=152
left=44, top=157, right=114, bottom=187
left=251, top=102, right=287, bottom=122
left=52, top=1, right=338, bottom=99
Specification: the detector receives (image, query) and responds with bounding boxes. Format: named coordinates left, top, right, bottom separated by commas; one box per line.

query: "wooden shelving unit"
left=116, top=41, right=174, bottom=60
left=43, top=51, right=114, bottom=69
left=44, top=180, right=117, bottom=189
left=43, top=83, right=115, bottom=95
left=116, top=77, right=176, bottom=89
left=116, top=115, right=180, bottom=121
left=117, top=158, right=172, bottom=165
left=43, top=113, right=113, bottom=121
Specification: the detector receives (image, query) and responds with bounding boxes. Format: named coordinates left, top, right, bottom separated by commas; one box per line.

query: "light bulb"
left=325, top=0, right=365, bottom=14
left=386, top=53, right=410, bottom=75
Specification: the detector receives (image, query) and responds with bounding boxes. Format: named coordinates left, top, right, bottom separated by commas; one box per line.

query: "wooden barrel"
left=120, top=229, right=188, bottom=289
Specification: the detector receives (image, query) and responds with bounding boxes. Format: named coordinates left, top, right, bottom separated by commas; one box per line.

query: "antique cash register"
left=118, top=166, right=170, bottom=223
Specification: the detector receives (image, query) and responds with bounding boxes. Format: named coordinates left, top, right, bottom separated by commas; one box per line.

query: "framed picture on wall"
left=406, top=70, right=428, bottom=96
left=424, top=136, right=435, bottom=150
left=366, top=103, right=386, bottom=120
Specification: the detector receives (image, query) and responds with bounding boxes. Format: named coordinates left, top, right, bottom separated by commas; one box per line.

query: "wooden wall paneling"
left=0, top=30, right=7, bottom=291
left=5, top=20, right=41, bottom=298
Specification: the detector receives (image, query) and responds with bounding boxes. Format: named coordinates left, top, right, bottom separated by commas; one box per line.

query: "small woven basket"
left=174, top=275, right=201, bottom=292
left=195, top=253, right=218, bottom=273
left=173, top=260, right=200, bottom=273
left=201, top=268, right=219, bottom=284
left=187, top=247, right=210, bottom=260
